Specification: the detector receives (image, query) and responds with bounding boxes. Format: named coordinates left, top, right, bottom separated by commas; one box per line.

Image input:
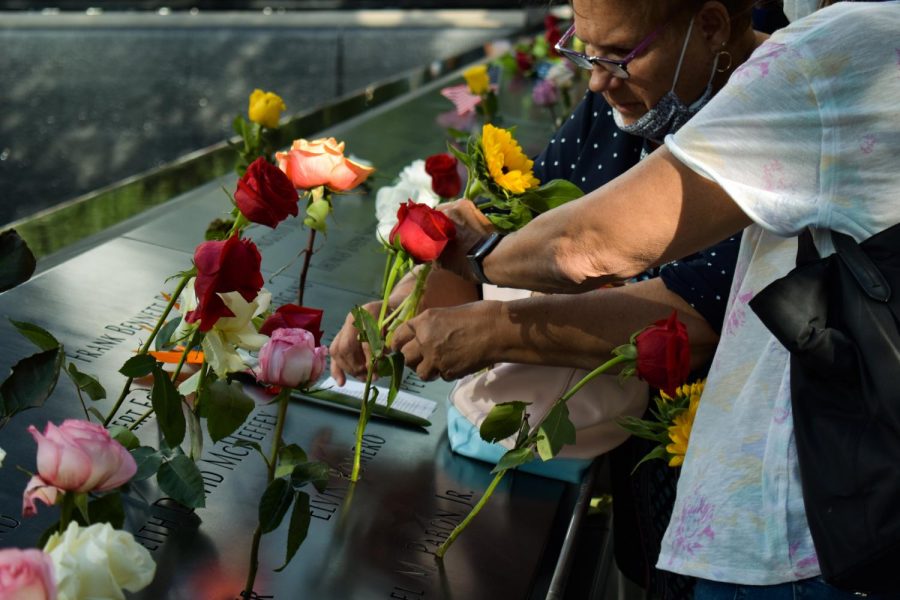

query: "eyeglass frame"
left=555, top=23, right=664, bottom=79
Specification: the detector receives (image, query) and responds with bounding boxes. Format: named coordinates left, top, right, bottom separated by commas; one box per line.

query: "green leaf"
left=304, top=198, right=331, bottom=233
left=86, top=407, right=106, bottom=423
left=155, top=317, right=183, bottom=350
left=259, top=478, right=294, bottom=534
left=492, top=446, right=534, bottom=473
left=108, top=425, right=140, bottom=450
left=87, top=492, right=125, bottom=528
left=351, top=306, right=383, bottom=355
left=479, top=401, right=529, bottom=443
left=234, top=439, right=268, bottom=464
left=447, top=142, right=472, bottom=168
left=202, top=380, right=254, bottom=443
left=73, top=492, right=90, bottom=523
left=631, top=444, right=671, bottom=474
left=275, top=492, right=311, bottom=572
left=119, top=354, right=157, bottom=378
left=151, top=365, right=186, bottom=448
left=386, top=352, right=404, bottom=409
left=536, top=403, right=577, bottom=462
left=0, top=229, right=36, bottom=293
left=518, top=178, right=584, bottom=215
left=65, top=363, right=106, bottom=401
left=158, top=454, right=206, bottom=508
left=290, top=461, right=330, bottom=494
left=130, top=446, right=163, bottom=482
left=9, top=319, right=59, bottom=351
left=1, top=347, right=63, bottom=418
left=275, top=444, right=308, bottom=479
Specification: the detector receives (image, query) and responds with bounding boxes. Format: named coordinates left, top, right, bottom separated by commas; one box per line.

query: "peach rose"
left=276, top=138, right=374, bottom=192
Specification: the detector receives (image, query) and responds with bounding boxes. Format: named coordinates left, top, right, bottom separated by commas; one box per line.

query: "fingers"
left=390, top=320, right=435, bottom=381
left=328, top=305, right=375, bottom=385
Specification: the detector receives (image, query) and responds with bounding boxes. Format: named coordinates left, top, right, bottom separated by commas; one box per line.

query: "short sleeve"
left=665, top=38, right=822, bottom=237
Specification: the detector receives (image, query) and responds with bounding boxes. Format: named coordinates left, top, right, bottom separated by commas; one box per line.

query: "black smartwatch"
left=466, top=232, right=503, bottom=285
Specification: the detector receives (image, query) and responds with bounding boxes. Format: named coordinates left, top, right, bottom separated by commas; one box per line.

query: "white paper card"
left=319, top=377, right=437, bottom=420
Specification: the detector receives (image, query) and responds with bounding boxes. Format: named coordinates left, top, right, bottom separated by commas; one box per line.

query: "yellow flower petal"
left=463, top=65, right=490, bottom=95
left=481, top=124, right=540, bottom=194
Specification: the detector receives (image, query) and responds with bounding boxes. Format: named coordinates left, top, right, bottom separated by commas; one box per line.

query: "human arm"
left=390, top=277, right=719, bottom=381
left=328, top=266, right=478, bottom=384
left=438, top=148, right=752, bottom=294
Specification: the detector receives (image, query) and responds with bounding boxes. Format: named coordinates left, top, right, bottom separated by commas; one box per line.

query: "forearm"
left=482, top=148, right=751, bottom=293
left=476, top=278, right=719, bottom=372
left=386, top=266, right=479, bottom=312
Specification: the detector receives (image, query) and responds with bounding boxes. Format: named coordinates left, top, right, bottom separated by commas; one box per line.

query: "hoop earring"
left=716, top=50, right=733, bottom=73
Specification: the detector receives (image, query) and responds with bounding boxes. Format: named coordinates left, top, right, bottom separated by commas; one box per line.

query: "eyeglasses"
left=555, top=24, right=663, bottom=80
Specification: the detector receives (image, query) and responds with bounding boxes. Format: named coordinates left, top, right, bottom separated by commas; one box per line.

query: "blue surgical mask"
left=613, top=19, right=722, bottom=142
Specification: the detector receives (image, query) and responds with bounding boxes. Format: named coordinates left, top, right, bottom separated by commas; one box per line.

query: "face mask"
left=613, top=19, right=722, bottom=142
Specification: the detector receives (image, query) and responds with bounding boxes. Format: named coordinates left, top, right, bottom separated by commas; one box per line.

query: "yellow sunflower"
left=481, top=124, right=541, bottom=194
left=665, top=381, right=704, bottom=466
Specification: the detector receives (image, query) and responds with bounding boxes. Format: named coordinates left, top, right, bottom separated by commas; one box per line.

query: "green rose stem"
left=103, top=273, right=192, bottom=427
left=243, top=387, right=292, bottom=598
left=435, top=353, right=632, bottom=558
left=350, top=253, right=408, bottom=482
left=297, top=227, right=317, bottom=306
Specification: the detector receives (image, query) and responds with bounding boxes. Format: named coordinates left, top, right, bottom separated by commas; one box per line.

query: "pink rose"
left=23, top=420, right=136, bottom=517
left=256, top=328, right=327, bottom=389
left=22, top=476, right=59, bottom=518
left=275, top=138, right=374, bottom=192
left=0, top=548, right=56, bottom=600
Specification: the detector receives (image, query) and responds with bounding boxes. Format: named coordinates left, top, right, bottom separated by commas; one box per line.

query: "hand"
left=390, top=302, right=499, bottom=381
left=435, top=199, right=495, bottom=282
left=329, top=301, right=380, bottom=386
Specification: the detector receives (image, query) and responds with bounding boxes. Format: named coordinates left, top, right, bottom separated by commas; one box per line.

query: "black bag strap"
left=796, top=228, right=820, bottom=267
left=832, top=230, right=892, bottom=302
left=797, top=227, right=892, bottom=303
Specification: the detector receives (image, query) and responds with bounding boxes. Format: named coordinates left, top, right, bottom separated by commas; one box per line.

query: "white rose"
left=375, top=160, right=439, bottom=242
left=545, top=62, right=575, bottom=89
left=44, top=522, right=156, bottom=600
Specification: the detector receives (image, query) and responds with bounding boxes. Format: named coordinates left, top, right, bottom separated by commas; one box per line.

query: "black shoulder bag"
left=749, top=226, right=900, bottom=595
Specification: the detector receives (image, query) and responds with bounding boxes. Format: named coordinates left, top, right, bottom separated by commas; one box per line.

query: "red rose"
left=259, top=304, right=324, bottom=345
left=185, top=235, right=264, bottom=332
left=515, top=50, right=534, bottom=74
left=234, top=157, right=299, bottom=228
left=389, top=200, right=456, bottom=264
left=544, top=15, right=562, bottom=56
left=634, top=311, right=691, bottom=397
left=424, top=153, right=462, bottom=199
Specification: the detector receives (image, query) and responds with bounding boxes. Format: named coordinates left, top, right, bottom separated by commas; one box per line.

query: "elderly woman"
left=332, top=0, right=767, bottom=596
left=333, top=0, right=766, bottom=381
left=393, top=2, right=899, bottom=598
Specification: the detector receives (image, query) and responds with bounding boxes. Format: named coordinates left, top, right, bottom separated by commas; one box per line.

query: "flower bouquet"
left=449, top=123, right=583, bottom=231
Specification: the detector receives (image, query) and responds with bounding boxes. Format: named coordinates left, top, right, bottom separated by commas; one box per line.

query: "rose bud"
left=0, top=548, right=56, bottom=600
left=389, top=200, right=456, bottom=264
left=247, top=89, right=286, bottom=129
left=23, top=420, right=137, bottom=517
left=424, top=153, right=462, bottom=199
left=634, top=311, right=691, bottom=397
left=234, top=157, right=299, bottom=228
left=185, top=235, right=264, bottom=332
left=256, top=328, right=328, bottom=389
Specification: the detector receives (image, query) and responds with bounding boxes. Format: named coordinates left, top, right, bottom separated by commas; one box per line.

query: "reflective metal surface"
left=0, top=63, right=585, bottom=598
